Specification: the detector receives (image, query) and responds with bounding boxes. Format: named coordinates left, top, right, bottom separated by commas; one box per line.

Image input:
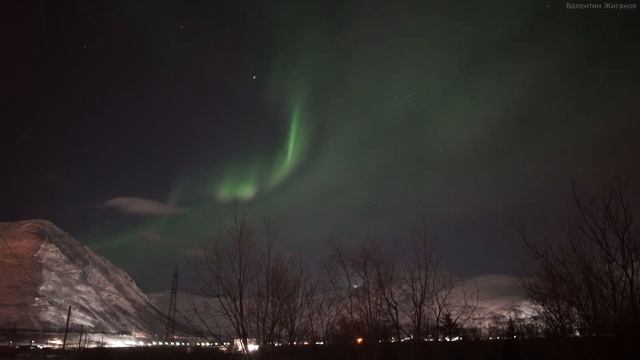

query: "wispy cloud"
left=103, top=197, right=187, bottom=216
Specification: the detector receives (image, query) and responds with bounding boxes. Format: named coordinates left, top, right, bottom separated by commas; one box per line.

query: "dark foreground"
left=1, top=338, right=638, bottom=360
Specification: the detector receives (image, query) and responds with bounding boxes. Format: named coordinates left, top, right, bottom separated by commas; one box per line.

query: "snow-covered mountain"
left=0, top=220, right=166, bottom=336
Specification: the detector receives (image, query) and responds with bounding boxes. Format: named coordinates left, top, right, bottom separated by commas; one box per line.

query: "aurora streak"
left=216, top=102, right=308, bottom=201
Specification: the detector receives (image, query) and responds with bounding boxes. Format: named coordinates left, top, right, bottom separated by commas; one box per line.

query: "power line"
left=0, top=230, right=69, bottom=322
left=0, top=233, right=38, bottom=288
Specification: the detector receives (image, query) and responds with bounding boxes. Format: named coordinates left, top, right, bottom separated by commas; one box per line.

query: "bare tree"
left=307, top=278, right=340, bottom=343
left=250, top=222, right=292, bottom=346
left=429, top=270, right=454, bottom=340
left=351, top=239, right=387, bottom=340
left=191, top=208, right=325, bottom=351
left=187, top=207, right=482, bottom=350
left=281, top=258, right=315, bottom=344
left=429, top=271, right=478, bottom=340
left=374, top=244, right=403, bottom=341
left=521, top=229, right=581, bottom=336
left=398, top=217, right=435, bottom=341
left=523, top=179, right=640, bottom=336
left=324, top=240, right=388, bottom=341
left=191, top=204, right=256, bottom=353
left=398, top=218, right=478, bottom=342
left=324, top=242, right=359, bottom=340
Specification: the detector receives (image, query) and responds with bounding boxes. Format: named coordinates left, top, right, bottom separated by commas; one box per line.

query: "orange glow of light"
left=355, top=337, right=364, bottom=345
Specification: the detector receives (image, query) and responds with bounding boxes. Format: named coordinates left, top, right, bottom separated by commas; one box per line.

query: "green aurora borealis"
left=215, top=101, right=308, bottom=201
left=12, top=1, right=636, bottom=290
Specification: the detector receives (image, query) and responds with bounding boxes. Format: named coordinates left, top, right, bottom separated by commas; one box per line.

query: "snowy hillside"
left=453, top=274, right=535, bottom=326
left=0, top=220, right=166, bottom=336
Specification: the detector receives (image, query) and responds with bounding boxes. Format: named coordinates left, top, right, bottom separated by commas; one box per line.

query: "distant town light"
left=234, top=338, right=259, bottom=353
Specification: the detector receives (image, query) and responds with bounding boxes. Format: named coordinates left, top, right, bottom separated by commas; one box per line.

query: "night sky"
left=2, top=1, right=639, bottom=291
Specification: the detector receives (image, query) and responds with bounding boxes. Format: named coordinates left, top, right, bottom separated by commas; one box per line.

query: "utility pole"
left=62, top=306, right=71, bottom=350
left=165, top=266, right=178, bottom=341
